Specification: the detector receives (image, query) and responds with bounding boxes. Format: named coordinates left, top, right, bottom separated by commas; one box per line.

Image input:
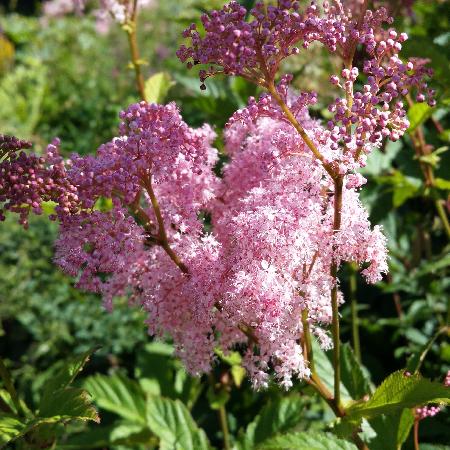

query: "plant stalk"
left=266, top=83, right=352, bottom=444
left=301, top=309, right=315, bottom=373
left=142, top=174, right=189, bottom=273
left=126, top=1, right=147, bottom=102
left=413, top=419, right=420, bottom=450
left=331, top=177, right=343, bottom=406
left=218, top=404, right=231, bottom=450
left=349, top=263, right=361, bottom=362
left=266, top=83, right=335, bottom=178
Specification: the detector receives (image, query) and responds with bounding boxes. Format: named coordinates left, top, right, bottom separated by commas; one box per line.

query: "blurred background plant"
left=0, top=0, right=449, bottom=449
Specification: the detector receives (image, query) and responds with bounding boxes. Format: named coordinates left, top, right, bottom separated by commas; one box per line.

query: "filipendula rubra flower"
left=0, top=0, right=433, bottom=388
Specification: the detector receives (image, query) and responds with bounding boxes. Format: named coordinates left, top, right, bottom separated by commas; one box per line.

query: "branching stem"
left=267, top=83, right=336, bottom=179
left=266, top=81, right=350, bottom=443
left=142, top=174, right=189, bottom=274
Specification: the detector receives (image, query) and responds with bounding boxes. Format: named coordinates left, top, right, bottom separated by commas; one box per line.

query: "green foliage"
left=239, top=396, right=309, bottom=449
left=340, top=344, right=371, bottom=400
left=258, top=431, right=358, bottom=450
left=146, top=397, right=210, bottom=450
left=408, top=103, right=433, bottom=132
left=145, top=72, right=175, bottom=104
left=346, top=370, right=450, bottom=420
left=0, top=349, right=98, bottom=449
left=368, top=409, right=415, bottom=450
left=84, top=374, right=147, bottom=424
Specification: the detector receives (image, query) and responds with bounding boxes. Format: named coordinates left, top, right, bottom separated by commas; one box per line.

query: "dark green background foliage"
left=0, top=0, right=449, bottom=449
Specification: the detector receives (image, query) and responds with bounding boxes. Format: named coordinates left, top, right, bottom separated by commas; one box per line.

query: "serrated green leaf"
left=408, top=103, right=433, bottom=132
left=144, top=72, right=174, bottom=104
left=231, top=365, right=246, bottom=387
left=340, top=343, right=371, bottom=400
left=109, top=420, right=153, bottom=444
left=84, top=374, right=146, bottom=424
left=0, top=414, right=70, bottom=448
left=435, top=178, right=450, bottom=190
left=312, top=340, right=351, bottom=401
left=0, top=414, right=26, bottom=446
left=146, top=397, right=210, bottom=450
left=368, top=409, right=414, bottom=450
left=241, top=396, right=309, bottom=450
left=41, top=347, right=97, bottom=400
left=258, top=431, right=358, bottom=449
left=38, top=387, right=99, bottom=423
left=332, top=417, right=361, bottom=440
left=396, top=409, right=415, bottom=447
left=346, top=370, right=450, bottom=420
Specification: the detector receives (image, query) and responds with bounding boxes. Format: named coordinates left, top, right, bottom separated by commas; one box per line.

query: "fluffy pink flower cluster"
left=213, top=100, right=387, bottom=387
left=0, top=92, right=388, bottom=387
left=9, top=0, right=432, bottom=388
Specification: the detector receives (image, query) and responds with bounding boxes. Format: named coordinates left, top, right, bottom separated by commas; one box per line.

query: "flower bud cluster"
left=415, top=405, right=441, bottom=420
left=0, top=134, right=32, bottom=155
left=179, top=1, right=433, bottom=172
left=328, top=30, right=434, bottom=161
left=0, top=138, right=78, bottom=227
left=413, top=370, right=450, bottom=421
left=177, top=1, right=336, bottom=87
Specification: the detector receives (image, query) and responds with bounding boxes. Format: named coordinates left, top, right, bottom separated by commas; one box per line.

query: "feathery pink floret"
left=208, top=98, right=388, bottom=387
left=55, top=205, right=145, bottom=308
left=68, top=102, right=218, bottom=234
left=1, top=95, right=390, bottom=388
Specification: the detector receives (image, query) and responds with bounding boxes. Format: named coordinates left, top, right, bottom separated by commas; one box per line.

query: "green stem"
left=0, top=358, right=24, bottom=417
left=218, top=404, right=231, bottom=450
left=301, top=309, right=315, bottom=374
left=434, top=199, right=450, bottom=240
left=126, top=0, right=146, bottom=101
left=331, top=177, right=343, bottom=406
left=413, top=326, right=448, bottom=374
left=349, top=263, right=361, bottom=362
